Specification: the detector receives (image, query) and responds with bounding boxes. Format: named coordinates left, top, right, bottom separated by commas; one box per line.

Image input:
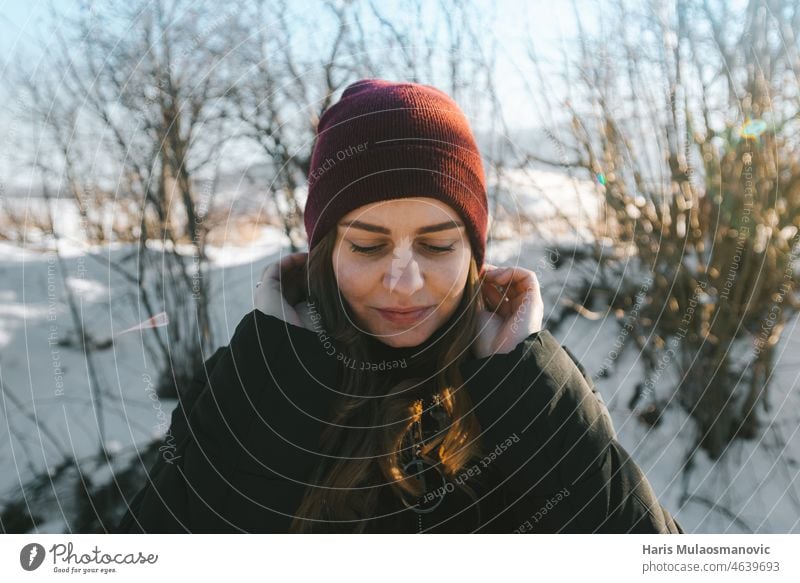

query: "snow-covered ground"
left=0, top=225, right=288, bottom=520
left=1, top=175, right=799, bottom=533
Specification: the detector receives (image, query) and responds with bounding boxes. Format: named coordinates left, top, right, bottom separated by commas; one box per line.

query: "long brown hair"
left=289, top=226, right=489, bottom=532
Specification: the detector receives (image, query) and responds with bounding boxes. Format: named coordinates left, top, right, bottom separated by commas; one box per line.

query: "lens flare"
left=739, top=118, right=767, bottom=140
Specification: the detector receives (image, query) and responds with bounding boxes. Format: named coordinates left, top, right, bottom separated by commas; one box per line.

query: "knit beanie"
left=303, top=78, right=489, bottom=271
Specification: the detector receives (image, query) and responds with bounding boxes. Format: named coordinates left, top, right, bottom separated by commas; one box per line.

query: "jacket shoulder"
left=459, top=329, right=684, bottom=533
left=461, top=329, right=617, bottom=475
left=115, top=309, right=335, bottom=533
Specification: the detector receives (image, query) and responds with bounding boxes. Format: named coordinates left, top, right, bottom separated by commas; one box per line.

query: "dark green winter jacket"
left=114, top=308, right=684, bottom=534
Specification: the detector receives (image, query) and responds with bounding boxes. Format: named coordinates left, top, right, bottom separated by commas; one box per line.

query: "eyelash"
left=349, top=242, right=455, bottom=255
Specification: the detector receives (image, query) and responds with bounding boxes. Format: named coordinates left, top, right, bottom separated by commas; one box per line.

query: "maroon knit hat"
left=304, top=78, right=489, bottom=271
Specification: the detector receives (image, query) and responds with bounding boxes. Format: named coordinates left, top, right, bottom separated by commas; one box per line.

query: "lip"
left=374, top=306, right=434, bottom=324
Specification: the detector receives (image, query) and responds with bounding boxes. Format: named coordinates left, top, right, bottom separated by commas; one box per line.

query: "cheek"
left=332, top=253, right=372, bottom=301
left=430, top=252, right=470, bottom=297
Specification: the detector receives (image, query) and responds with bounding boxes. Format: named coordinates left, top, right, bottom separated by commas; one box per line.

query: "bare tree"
left=13, top=0, right=246, bottom=398
left=524, top=0, right=800, bottom=462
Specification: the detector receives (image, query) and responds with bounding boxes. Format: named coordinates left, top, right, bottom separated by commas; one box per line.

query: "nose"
left=385, top=253, right=425, bottom=296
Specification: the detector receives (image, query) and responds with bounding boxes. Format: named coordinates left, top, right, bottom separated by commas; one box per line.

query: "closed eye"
left=349, top=243, right=383, bottom=254
left=423, top=243, right=455, bottom=253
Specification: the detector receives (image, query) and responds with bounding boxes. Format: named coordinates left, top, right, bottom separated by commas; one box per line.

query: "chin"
left=377, top=331, right=431, bottom=348
left=367, top=322, right=432, bottom=347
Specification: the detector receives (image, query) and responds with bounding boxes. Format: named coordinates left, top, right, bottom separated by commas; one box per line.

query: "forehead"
left=339, top=197, right=460, bottom=224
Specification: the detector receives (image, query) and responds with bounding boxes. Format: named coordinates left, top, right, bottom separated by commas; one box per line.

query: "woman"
left=115, top=79, right=683, bottom=534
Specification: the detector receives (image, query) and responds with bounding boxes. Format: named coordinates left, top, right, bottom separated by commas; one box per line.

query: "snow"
left=487, top=229, right=800, bottom=533
left=1, top=182, right=799, bottom=533
left=0, top=227, right=296, bottom=516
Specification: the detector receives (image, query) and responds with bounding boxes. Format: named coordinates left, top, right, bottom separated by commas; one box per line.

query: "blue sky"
left=0, top=0, right=589, bottom=190
left=0, top=0, right=56, bottom=55
left=0, top=0, right=580, bottom=60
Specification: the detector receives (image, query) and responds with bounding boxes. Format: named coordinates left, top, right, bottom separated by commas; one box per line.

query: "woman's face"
left=332, top=197, right=472, bottom=347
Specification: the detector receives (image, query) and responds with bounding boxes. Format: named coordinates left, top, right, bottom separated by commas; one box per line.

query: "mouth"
left=374, top=306, right=434, bottom=324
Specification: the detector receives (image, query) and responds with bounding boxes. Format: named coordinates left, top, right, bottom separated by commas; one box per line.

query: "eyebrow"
left=337, top=220, right=464, bottom=235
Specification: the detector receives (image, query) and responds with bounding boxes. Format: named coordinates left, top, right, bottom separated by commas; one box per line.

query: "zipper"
left=401, top=394, right=447, bottom=533
left=414, top=410, right=422, bottom=534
